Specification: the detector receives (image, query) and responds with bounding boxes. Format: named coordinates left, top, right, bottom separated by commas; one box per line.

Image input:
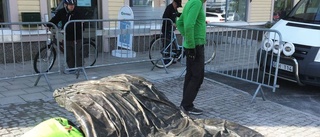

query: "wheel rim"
left=35, top=47, right=55, bottom=73
left=83, top=43, right=97, bottom=67
left=149, top=38, right=174, bottom=68
left=205, top=41, right=217, bottom=65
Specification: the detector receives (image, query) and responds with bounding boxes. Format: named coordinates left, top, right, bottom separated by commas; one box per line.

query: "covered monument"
left=53, top=74, right=262, bottom=137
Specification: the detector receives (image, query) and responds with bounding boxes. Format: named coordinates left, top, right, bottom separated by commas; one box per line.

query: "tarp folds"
left=53, top=74, right=262, bottom=137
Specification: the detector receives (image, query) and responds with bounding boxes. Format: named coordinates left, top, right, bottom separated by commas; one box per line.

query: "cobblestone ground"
left=0, top=99, right=76, bottom=137
left=154, top=78, right=320, bottom=137
left=1, top=78, right=320, bottom=137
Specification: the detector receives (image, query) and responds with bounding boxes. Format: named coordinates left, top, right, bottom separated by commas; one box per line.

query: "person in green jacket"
left=176, top=0, right=206, bottom=115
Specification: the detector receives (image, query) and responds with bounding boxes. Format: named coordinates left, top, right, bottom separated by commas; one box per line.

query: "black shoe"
left=179, top=106, right=188, bottom=115
left=187, top=107, right=203, bottom=115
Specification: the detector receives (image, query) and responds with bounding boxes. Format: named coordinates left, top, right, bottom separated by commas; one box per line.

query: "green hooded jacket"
left=176, top=0, right=206, bottom=49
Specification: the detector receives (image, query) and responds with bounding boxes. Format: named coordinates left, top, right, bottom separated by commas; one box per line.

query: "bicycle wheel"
left=204, top=41, right=217, bottom=65
left=33, top=45, right=56, bottom=73
left=83, top=41, right=97, bottom=67
left=149, top=37, right=175, bottom=68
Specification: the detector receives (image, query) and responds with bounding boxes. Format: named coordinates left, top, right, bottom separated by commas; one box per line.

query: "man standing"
left=176, top=0, right=206, bottom=115
left=161, top=0, right=182, bottom=64
left=48, top=0, right=84, bottom=74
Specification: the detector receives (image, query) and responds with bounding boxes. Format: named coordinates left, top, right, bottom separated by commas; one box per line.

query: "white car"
left=206, top=12, right=225, bottom=23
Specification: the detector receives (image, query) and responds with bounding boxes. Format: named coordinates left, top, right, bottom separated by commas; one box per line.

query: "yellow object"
left=21, top=117, right=84, bottom=137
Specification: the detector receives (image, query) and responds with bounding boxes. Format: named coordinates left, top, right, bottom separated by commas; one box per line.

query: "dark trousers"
left=163, top=31, right=172, bottom=40
left=180, top=45, right=205, bottom=111
left=66, top=40, right=83, bottom=68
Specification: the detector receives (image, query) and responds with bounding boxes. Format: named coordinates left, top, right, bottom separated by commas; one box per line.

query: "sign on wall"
left=77, top=0, right=91, bottom=7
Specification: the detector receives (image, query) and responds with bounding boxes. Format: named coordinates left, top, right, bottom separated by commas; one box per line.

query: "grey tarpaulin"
left=53, top=74, right=262, bottom=137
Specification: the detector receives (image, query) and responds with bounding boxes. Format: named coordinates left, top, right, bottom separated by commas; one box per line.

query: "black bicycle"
left=149, top=32, right=217, bottom=68
left=33, top=30, right=97, bottom=73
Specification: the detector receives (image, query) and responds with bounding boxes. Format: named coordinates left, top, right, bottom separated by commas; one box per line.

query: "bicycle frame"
left=162, top=32, right=183, bottom=59
left=46, top=30, right=63, bottom=52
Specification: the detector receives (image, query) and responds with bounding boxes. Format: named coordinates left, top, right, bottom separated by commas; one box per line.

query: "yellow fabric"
left=21, top=117, right=84, bottom=137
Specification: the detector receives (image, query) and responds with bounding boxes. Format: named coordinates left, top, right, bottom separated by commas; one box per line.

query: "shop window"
left=130, top=0, right=152, bottom=7
left=50, top=0, right=97, bottom=20
left=49, top=0, right=98, bottom=28
left=0, top=0, right=8, bottom=24
left=206, top=0, right=247, bottom=22
left=130, top=0, right=167, bottom=21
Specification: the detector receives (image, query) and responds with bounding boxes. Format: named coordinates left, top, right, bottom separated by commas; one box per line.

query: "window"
left=0, top=0, right=8, bottom=23
left=206, top=13, right=218, bottom=17
left=274, top=0, right=294, bottom=20
left=227, top=0, right=247, bottom=21
left=131, top=0, right=152, bottom=7
left=130, top=0, right=167, bottom=21
left=287, top=0, right=320, bottom=24
left=49, top=0, right=98, bottom=28
left=50, top=0, right=98, bottom=20
left=206, top=0, right=247, bottom=22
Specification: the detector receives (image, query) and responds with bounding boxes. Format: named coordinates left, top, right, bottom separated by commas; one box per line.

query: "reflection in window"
left=130, top=0, right=166, bottom=22
left=274, top=0, right=294, bottom=20
left=287, top=0, right=320, bottom=24
left=206, top=0, right=247, bottom=22
left=132, top=0, right=152, bottom=6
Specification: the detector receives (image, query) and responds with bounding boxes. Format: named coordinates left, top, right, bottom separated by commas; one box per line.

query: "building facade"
left=0, top=0, right=300, bottom=28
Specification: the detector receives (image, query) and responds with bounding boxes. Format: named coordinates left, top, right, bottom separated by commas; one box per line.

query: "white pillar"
left=271, top=0, right=275, bottom=22
left=40, top=0, right=49, bottom=22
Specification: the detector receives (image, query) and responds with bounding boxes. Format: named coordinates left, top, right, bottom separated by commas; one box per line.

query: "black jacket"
left=162, top=4, right=181, bottom=34
left=48, top=7, right=84, bottom=41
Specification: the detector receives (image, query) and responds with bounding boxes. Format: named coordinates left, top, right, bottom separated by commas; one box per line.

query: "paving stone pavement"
left=0, top=62, right=320, bottom=137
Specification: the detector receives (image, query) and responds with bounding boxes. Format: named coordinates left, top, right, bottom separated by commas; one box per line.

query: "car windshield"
left=286, top=0, right=320, bottom=24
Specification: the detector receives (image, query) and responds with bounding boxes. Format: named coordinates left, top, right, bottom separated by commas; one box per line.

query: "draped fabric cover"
left=53, top=74, right=262, bottom=137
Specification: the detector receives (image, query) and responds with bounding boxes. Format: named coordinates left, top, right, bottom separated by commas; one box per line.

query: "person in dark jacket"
left=161, top=0, right=182, bottom=40
left=161, top=0, right=182, bottom=64
left=48, top=0, right=84, bottom=73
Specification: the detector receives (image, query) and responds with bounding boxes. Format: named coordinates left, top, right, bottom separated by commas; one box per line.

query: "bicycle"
left=33, top=29, right=97, bottom=73
left=149, top=31, right=217, bottom=68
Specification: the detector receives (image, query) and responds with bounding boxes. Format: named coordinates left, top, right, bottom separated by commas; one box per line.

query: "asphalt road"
left=205, top=72, right=320, bottom=117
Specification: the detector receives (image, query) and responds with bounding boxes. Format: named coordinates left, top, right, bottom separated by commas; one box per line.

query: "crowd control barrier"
left=204, top=24, right=283, bottom=102
left=62, top=19, right=177, bottom=78
left=0, top=22, right=60, bottom=91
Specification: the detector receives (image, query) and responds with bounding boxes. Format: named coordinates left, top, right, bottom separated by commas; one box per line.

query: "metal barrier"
left=205, top=24, right=283, bottom=102
left=62, top=19, right=176, bottom=79
left=0, top=22, right=60, bottom=91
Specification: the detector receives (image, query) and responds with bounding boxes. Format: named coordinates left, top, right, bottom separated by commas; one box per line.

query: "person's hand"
left=184, top=48, right=196, bottom=60
left=173, top=24, right=177, bottom=31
